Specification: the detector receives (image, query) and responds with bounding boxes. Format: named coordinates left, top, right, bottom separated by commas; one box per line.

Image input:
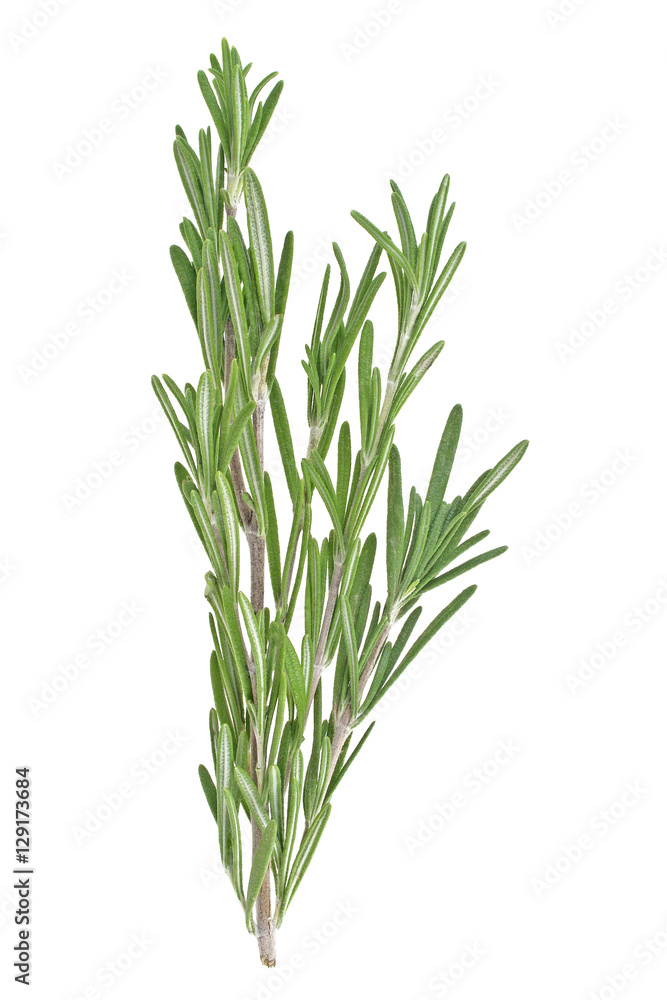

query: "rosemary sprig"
left=152, top=38, right=528, bottom=967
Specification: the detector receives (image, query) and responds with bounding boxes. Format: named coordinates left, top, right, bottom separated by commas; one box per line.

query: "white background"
left=2, top=0, right=666, bottom=998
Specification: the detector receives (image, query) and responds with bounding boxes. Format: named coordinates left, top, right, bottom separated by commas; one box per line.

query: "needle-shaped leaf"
left=417, top=241, right=466, bottom=333
left=238, top=592, right=266, bottom=724
left=169, top=245, right=198, bottom=325
left=421, top=545, right=508, bottom=594
left=198, top=764, right=217, bottom=821
left=302, top=453, right=345, bottom=549
left=351, top=211, right=417, bottom=291
left=425, top=404, right=462, bottom=511
left=245, top=820, right=277, bottom=932
left=151, top=375, right=197, bottom=479
left=264, top=471, right=282, bottom=606
left=386, top=445, right=404, bottom=607
left=219, top=229, right=250, bottom=391
left=269, top=380, right=299, bottom=505
left=234, top=764, right=271, bottom=832
left=197, top=69, right=229, bottom=152
left=282, top=803, right=331, bottom=917
left=222, top=788, right=244, bottom=905
left=325, top=722, right=375, bottom=802
left=467, top=440, right=529, bottom=509
left=216, top=723, right=234, bottom=868
left=280, top=629, right=306, bottom=726
left=245, top=169, right=275, bottom=324
left=378, top=585, right=477, bottom=703
left=174, top=136, right=208, bottom=236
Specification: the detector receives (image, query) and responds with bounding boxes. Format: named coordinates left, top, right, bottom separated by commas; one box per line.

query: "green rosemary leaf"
left=280, top=750, right=303, bottom=898
left=358, top=320, right=373, bottom=446
left=336, top=422, right=352, bottom=522
left=196, top=371, right=218, bottom=497
left=390, top=182, right=418, bottom=266
left=222, top=788, right=245, bottom=905
left=350, top=210, right=417, bottom=290
left=213, top=472, right=240, bottom=594
left=417, top=241, right=466, bottom=334
left=218, top=399, right=255, bottom=475
left=219, top=230, right=250, bottom=391
left=467, top=440, right=529, bottom=509
left=282, top=803, right=331, bottom=916
left=197, top=241, right=224, bottom=378
left=280, top=630, right=306, bottom=727
left=379, top=585, right=477, bottom=702
left=317, top=368, right=346, bottom=462
left=174, top=136, right=207, bottom=236
left=243, top=81, right=283, bottom=164
left=389, top=340, right=445, bottom=420
left=216, top=723, right=234, bottom=868
left=234, top=765, right=271, bottom=832
left=269, top=381, right=299, bottom=505
left=198, top=764, right=217, bottom=821
left=197, top=69, right=228, bottom=151
left=245, top=169, right=275, bottom=324
left=325, top=722, right=376, bottom=803
left=151, top=376, right=197, bottom=479
left=340, top=596, right=359, bottom=717
left=245, top=820, right=277, bottom=933
left=210, top=651, right=232, bottom=737
left=425, top=404, right=463, bottom=512
left=302, top=453, right=344, bottom=549
left=263, top=472, right=282, bottom=606
left=209, top=707, right=219, bottom=768
left=386, top=445, right=404, bottom=607
left=198, top=128, right=218, bottom=238
left=268, top=765, right=284, bottom=846
left=188, top=487, right=227, bottom=581
left=420, top=545, right=508, bottom=595
left=179, top=217, right=203, bottom=269
left=238, top=592, right=266, bottom=724
left=169, top=245, right=198, bottom=326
